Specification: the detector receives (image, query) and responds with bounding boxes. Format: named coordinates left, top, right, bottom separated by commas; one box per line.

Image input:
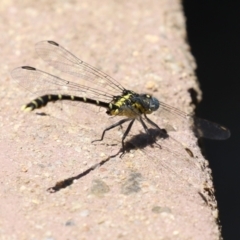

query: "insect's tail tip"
left=21, top=105, right=33, bottom=112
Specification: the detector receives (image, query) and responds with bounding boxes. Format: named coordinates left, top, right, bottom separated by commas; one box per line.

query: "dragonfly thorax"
left=107, top=91, right=160, bottom=117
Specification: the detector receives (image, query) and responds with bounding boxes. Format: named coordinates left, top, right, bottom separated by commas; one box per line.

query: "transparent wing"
left=155, top=101, right=230, bottom=140
left=35, top=40, right=124, bottom=96
left=11, top=66, right=115, bottom=103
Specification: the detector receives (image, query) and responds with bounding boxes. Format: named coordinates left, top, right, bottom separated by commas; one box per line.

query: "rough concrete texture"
left=0, top=0, right=221, bottom=239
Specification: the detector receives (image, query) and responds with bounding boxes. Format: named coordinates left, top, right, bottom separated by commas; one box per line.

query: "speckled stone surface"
left=0, top=0, right=220, bottom=239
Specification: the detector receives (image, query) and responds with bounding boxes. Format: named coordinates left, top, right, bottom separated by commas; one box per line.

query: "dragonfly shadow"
left=47, top=128, right=168, bottom=193
left=124, top=128, right=169, bottom=152
left=47, top=151, right=121, bottom=193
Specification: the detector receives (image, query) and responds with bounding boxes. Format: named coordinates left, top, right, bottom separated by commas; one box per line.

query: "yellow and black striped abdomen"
left=22, top=94, right=110, bottom=111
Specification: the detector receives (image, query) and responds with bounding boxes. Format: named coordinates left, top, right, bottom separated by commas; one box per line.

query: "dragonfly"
left=11, top=40, right=231, bottom=154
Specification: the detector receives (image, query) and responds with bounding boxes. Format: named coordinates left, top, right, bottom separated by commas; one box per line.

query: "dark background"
left=183, top=1, right=240, bottom=239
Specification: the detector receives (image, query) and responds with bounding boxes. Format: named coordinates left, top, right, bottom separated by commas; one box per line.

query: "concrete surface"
left=0, top=0, right=221, bottom=239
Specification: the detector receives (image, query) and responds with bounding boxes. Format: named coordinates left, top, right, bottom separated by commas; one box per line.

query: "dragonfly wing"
left=11, top=66, right=114, bottom=103
left=193, top=117, right=230, bottom=140
left=155, top=101, right=230, bottom=140
left=35, top=40, right=124, bottom=96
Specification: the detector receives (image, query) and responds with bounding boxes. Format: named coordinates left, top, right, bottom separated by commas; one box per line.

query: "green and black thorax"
left=107, top=89, right=159, bottom=117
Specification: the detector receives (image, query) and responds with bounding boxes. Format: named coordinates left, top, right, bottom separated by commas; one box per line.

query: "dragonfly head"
left=139, top=94, right=159, bottom=113
left=149, top=96, right=159, bottom=112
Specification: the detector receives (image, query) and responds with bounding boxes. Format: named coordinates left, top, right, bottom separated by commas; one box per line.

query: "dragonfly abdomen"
left=22, top=94, right=110, bottom=111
